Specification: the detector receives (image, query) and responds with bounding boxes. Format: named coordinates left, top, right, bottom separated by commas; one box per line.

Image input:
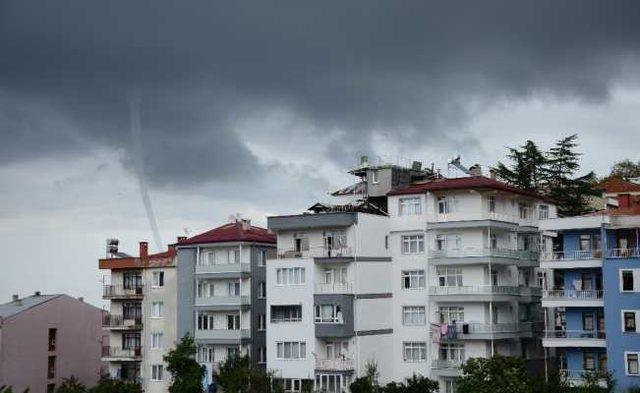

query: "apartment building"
left=387, top=176, right=555, bottom=393
left=540, top=211, right=640, bottom=390
left=176, top=219, right=276, bottom=387
left=99, top=240, right=177, bottom=392
left=266, top=207, right=393, bottom=392
left=0, top=293, right=103, bottom=393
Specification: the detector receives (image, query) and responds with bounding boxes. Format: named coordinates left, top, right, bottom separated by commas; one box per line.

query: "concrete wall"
left=177, top=247, right=196, bottom=339
left=0, top=295, right=104, bottom=393
left=250, top=246, right=269, bottom=369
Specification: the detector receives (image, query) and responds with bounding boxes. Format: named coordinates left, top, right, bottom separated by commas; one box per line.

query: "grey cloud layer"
left=1, top=0, right=640, bottom=186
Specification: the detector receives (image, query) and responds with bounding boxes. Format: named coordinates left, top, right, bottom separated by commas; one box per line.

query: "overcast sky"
left=1, top=0, right=640, bottom=307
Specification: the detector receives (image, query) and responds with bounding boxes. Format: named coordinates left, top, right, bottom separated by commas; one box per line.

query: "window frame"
left=621, top=270, right=635, bottom=292
left=401, top=270, right=425, bottom=289
left=625, top=352, right=640, bottom=376
left=402, top=306, right=426, bottom=326
left=622, top=310, right=639, bottom=333
left=151, top=364, right=163, bottom=381
left=152, top=271, right=165, bottom=288
left=276, top=341, right=307, bottom=360
left=401, top=234, right=425, bottom=255
left=399, top=197, right=422, bottom=216
left=402, top=342, right=427, bottom=362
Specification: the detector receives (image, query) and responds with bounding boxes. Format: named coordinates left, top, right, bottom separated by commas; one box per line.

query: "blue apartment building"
left=540, top=213, right=640, bottom=390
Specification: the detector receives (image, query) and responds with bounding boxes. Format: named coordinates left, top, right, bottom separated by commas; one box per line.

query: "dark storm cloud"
left=1, top=0, right=640, bottom=186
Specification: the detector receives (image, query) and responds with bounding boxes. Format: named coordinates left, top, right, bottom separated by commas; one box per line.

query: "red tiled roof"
left=179, top=222, right=276, bottom=245
left=597, top=178, right=640, bottom=193
left=388, top=176, right=543, bottom=199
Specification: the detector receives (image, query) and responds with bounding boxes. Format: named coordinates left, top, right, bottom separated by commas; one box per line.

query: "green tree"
left=571, top=370, right=615, bottom=393
left=607, top=159, right=640, bottom=180
left=164, top=334, right=205, bottom=393
left=86, top=376, right=142, bottom=393
left=381, top=374, right=438, bottom=393
left=495, top=140, right=548, bottom=191
left=56, top=376, right=86, bottom=393
left=350, top=360, right=381, bottom=393
left=217, top=353, right=282, bottom=393
left=457, top=356, right=530, bottom=393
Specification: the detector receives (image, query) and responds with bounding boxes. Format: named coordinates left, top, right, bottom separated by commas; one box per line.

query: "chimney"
left=139, top=242, right=149, bottom=258
left=78, top=297, right=84, bottom=302
left=12, top=294, right=19, bottom=302
left=469, top=164, right=482, bottom=177
left=240, top=219, right=251, bottom=231
left=177, top=236, right=187, bottom=243
left=34, top=291, right=41, bottom=296
left=489, top=168, right=497, bottom=180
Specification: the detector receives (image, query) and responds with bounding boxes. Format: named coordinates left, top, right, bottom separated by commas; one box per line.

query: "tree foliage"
left=495, top=134, right=599, bottom=216
left=86, top=376, right=142, bottom=393
left=349, top=361, right=437, bottom=393
left=457, top=356, right=530, bottom=393
left=607, top=159, right=640, bottom=181
left=163, top=334, right=205, bottom=393
left=55, top=376, right=86, bottom=393
left=217, top=353, right=283, bottom=393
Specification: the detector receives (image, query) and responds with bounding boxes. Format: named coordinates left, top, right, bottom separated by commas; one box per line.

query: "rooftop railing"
left=540, top=250, right=602, bottom=261
left=542, top=289, right=604, bottom=300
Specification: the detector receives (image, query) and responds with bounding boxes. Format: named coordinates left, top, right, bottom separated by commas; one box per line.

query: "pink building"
left=0, top=293, right=105, bottom=393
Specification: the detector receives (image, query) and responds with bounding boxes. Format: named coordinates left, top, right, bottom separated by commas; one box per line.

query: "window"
left=198, top=346, right=215, bottom=363
left=324, top=231, right=347, bottom=251
left=48, top=328, right=57, bottom=351
left=385, top=235, right=389, bottom=249
left=580, top=235, right=592, bottom=252
left=538, top=204, right=549, bottom=219
left=258, top=282, right=266, bottom=298
left=598, top=353, right=608, bottom=372
left=518, top=203, right=529, bottom=220
left=488, top=196, right=496, bottom=213
left=271, top=305, right=302, bottom=323
left=258, top=346, right=267, bottom=364
left=47, top=384, right=55, bottom=393
left=403, top=342, right=426, bottom=362
left=399, top=197, right=422, bottom=216
left=324, top=267, right=348, bottom=285
left=283, top=379, right=302, bottom=392
left=325, top=341, right=349, bottom=359
left=123, top=272, right=142, bottom=289
left=437, top=268, right=463, bottom=287
left=122, top=333, right=141, bottom=349
left=48, top=355, right=56, bottom=378
left=439, top=306, right=465, bottom=324
left=227, top=346, right=239, bottom=360
left=624, top=311, right=638, bottom=333
left=439, top=343, right=465, bottom=362
left=443, top=379, right=456, bottom=393
left=151, top=365, right=163, bottom=381
left=583, top=313, right=594, bottom=331
left=228, top=281, right=241, bottom=296
left=276, top=342, right=306, bottom=359
left=197, top=281, right=215, bottom=298
left=490, top=233, right=498, bottom=250
left=402, top=306, right=426, bottom=326
left=123, top=302, right=142, bottom=320
left=401, top=270, right=425, bottom=289
left=197, top=313, right=214, bottom=330
left=258, top=250, right=267, bottom=267
left=584, top=353, right=596, bottom=371
left=371, top=170, right=379, bottom=184
left=438, top=196, right=454, bottom=214
left=294, top=233, right=309, bottom=252
left=276, top=268, right=306, bottom=285
left=227, top=314, right=241, bottom=330
left=622, top=270, right=635, bottom=292
left=401, top=235, right=424, bottom=254
left=258, top=314, right=266, bottom=330
left=626, top=353, right=639, bottom=375
left=151, top=302, right=164, bottom=318
left=152, top=271, right=164, bottom=287
left=315, top=304, right=343, bottom=323
left=151, top=333, right=163, bottom=349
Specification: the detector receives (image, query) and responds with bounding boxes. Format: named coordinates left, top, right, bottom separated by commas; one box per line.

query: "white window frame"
left=151, top=332, right=163, bottom=349
left=258, top=250, right=267, bottom=267
left=440, top=343, right=466, bottom=362
left=622, top=310, right=640, bottom=333
left=258, top=282, right=266, bottom=299
left=402, top=306, right=426, bottom=326
left=401, top=234, right=425, bottom=254
left=151, top=302, right=164, bottom=318
left=439, top=306, right=465, bottom=324
left=258, top=314, right=266, bottom=331
left=437, top=268, right=463, bottom=287
left=228, top=280, right=241, bottom=296
left=371, top=170, right=379, bottom=184
left=538, top=204, right=549, bottom=220
left=315, top=304, right=343, bottom=324
left=271, top=305, right=302, bottom=323
left=488, top=195, right=496, bottom=213
left=399, top=197, right=422, bottom=216
left=276, top=341, right=307, bottom=360
left=401, top=270, right=425, bottom=289
left=403, top=342, right=426, bottom=362
left=621, top=269, right=637, bottom=292
left=151, top=364, right=163, bottom=381
left=276, top=268, right=306, bottom=286
left=152, top=271, right=164, bottom=288
left=625, top=352, right=640, bottom=376
left=283, top=378, right=302, bottom=393
left=198, top=346, right=215, bottom=363
left=258, top=346, right=267, bottom=364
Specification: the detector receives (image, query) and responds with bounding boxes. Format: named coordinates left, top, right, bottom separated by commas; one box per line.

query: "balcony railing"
left=430, top=248, right=538, bottom=261
left=314, top=282, right=354, bottom=294
left=428, top=212, right=537, bottom=226
left=102, top=346, right=142, bottom=359
left=436, top=321, right=543, bottom=337
left=194, top=329, right=251, bottom=341
left=315, top=357, right=355, bottom=371
left=102, top=314, right=142, bottom=329
left=542, top=290, right=604, bottom=300
left=429, top=285, right=521, bottom=296
left=607, top=248, right=640, bottom=258
left=195, top=263, right=250, bottom=275
left=540, top=250, right=602, bottom=261
left=103, top=284, right=143, bottom=299
left=431, top=359, right=463, bottom=369
left=560, top=369, right=608, bottom=385
left=544, top=330, right=606, bottom=339
left=277, top=246, right=352, bottom=259
left=195, top=295, right=251, bottom=307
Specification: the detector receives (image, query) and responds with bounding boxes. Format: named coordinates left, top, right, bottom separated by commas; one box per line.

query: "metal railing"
left=430, top=248, right=539, bottom=260
left=103, top=284, right=143, bottom=298
left=560, top=369, right=608, bottom=384
left=102, top=314, right=143, bottom=329
left=607, top=248, right=640, bottom=258
left=277, top=246, right=352, bottom=259
left=544, top=330, right=606, bottom=339
left=542, top=289, right=604, bottom=300
left=436, top=321, right=543, bottom=336
left=428, top=212, right=538, bottom=226
left=429, top=285, right=521, bottom=296
left=315, top=357, right=355, bottom=371
left=540, top=250, right=602, bottom=261
left=101, top=346, right=142, bottom=359
left=314, top=282, right=354, bottom=294
left=431, top=359, right=463, bottom=369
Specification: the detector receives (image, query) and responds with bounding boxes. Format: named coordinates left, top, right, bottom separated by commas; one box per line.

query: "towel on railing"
left=448, top=324, right=458, bottom=339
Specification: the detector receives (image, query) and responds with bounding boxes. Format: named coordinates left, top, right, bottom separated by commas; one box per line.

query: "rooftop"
left=387, top=175, right=543, bottom=199
left=597, top=178, right=640, bottom=194
left=179, top=220, right=276, bottom=245
left=0, top=294, right=61, bottom=319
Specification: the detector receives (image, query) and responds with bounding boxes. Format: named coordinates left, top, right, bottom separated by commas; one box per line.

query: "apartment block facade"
left=266, top=210, right=393, bottom=392
left=540, top=212, right=640, bottom=390
left=176, top=219, right=276, bottom=387
left=99, top=241, right=177, bottom=393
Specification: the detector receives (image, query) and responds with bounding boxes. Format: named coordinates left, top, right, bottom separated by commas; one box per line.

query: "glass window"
left=437, top=268, right=463, bottom=287
left=439, top=343, right=465, bottom=362
left=276, top=268, right=306, bottom=285
left=276, top=342, right=306, bottom=359
left=315, top=304, right=342, bottom=323
left=271, top=305, right=302, bottom=322
left=151, top=333, right=163, bottom=349
left=198, top=346, right=215, bottom=363
left=402, top=342, right=426, bottom=362
left=151, top=365, right=163, bottom=381
left=584, top=353, right=596, bottom=371
left=580, top=235, right=592, bottom=251
left=399, top=197, right=422, bottom=216
left=371, top=170, right=379, bottom=184
left=401, top=235, right=424, bottom=254
left=488, top=196, right=496, bottom=213
left=622, top=270, right=635, bottom=292
left=583, top=313, right=594, bottom=331
left=439, top=307, right=465, bottom=324
left=625, top=312, right=637, bottom=332
left=227, top=314, right=240, bottom=330
left=401, top=270, right=425, bottom=289
left=438, top=196, right=454, bottom=214
left=152, top=271, right=164, bottom=287
left=627, top=353, right=639, bottom=375
left=228, top=281, right=240, bottom=296
left=538, top=204, right=549, bottom=219
left=151, top=302, right=163, bottom=318
left=402, top=306, right=426, bottom=326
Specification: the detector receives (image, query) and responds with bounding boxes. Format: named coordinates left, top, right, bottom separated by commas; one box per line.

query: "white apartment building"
left=266, top=210, right=394, bottom=392
left=387, top=176, right=556, bottom=392
left=99, top=240, right=178, bottom=393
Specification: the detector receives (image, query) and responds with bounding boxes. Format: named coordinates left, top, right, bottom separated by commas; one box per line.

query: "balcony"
left=277, top=246, right=353, bottom=261
left=429, top=248, right=539, bottom=266
left=437, top=321, right=542, bottom=340
left=429, top=285, right=524, bottom=302
left=102, top=285, right=143, bottom=300
left=315, top=357, right=355, bottom=371
left=426, top=212, right=537, bottom=229
left=541, top=290, right=604, bottom=307
left=430, top=359, right=462, bottom=377
left=102, top=314, right=142, bottom=330
left=540, top=250, right=602, bottom=269
left=194, top=328, right=251, bottom=344
left=542, top=330, right=606, bottom=348
left=607, top=247, right=640, bottom=259
left=195, top=262, right=251, bottom=276
left=195, top=295, right=251, bottom=309
left=101, top=346, right=142, bottom=361
left=314, top=282, right=354, bottom=294
left=560, top=369, right=608, bottom=387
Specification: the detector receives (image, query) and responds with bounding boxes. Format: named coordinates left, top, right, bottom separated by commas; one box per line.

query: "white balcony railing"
left=540, top=250, right=602, bottom=261
left=561, top=369, right=608, bottom=386
left=195, top=263, right=250, bottom=275
left=194, top=329, right=251, bottom=341
left=195, top=295, right=251, bottom=307
left=315, top=357, right=355, bottom=371
left=277, top=246, right=352, bottom=259
left=428, top=212, right=537, bottom=226
left=544, top=330, right=606, bottom=340
left=542, top=290, right=603, bottom=300
left=314, top=282, right=354, bottom=294
left=429, top=285, right=521, bottom=296
left=607, top=248, right=640, bottom=258
left=431, top=359, right=463, bottom=369
left=430, top=248, right=539, bottom=261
